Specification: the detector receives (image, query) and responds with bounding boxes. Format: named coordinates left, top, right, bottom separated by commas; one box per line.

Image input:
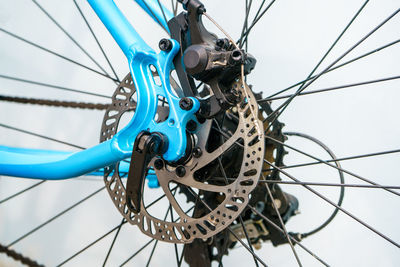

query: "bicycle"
left=0, top=0, right=399, bottom=266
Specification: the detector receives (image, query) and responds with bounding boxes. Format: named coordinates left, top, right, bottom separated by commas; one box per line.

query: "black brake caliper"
left=168, top=0, right=256, bottom=118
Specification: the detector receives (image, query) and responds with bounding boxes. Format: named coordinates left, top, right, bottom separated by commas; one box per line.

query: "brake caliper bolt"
left=192, top=147, right=202, bottom=158
left=176, top=166, right=186, bottom=177
left=186, top=120, right=197, bottom=132
left=159, top=38, right=172, bottom=51
left=179, top=97, right=193, bottom=110
left=154, top=159, right=164, bottom=170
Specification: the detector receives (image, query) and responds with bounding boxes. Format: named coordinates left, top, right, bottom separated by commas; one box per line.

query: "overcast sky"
left=0, top=0, right=399, bottom=266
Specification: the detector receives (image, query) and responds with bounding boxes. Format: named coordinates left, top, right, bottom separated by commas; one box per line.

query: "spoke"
left=178, top=245, right=185, bottom=267
left=264, top=134, right=400, bottom=197
left=170, top=0, right=177, bottom=16
left=145, top=185, right=178, bottom=210
left=248, top=205, right=330, bottom=267
left=146, top=192, right=176, bottom=267
left=102, top=219, right=125, bottom=267
left=0, top=123, right=85, bottom=150
left=263, top=75, right=400, bottom=101
left=121, top=205, right=194, bottom=266
left=0, top=28, right=118, bottom=82
left=213, top=125, right=400, bottom=195
left=263, top=175, right=302, bottom=267
left=0, top=180, right=46, bottom=205
left=184, top=186, right=268, bottom=267
left=240, top=0, right=277, bottom=47
left=217, top=157, right=259, bottom=267
left=259, top=180, right=400, bottom=190
left=8, top=186, right=105, bottom=247
left=262, top=0, right=369, bottom=101
left=264, top=159, right=400, bottom=248
left=295, top=0, right=369, bottom=95
left=238, top=0, right=253, bottom=48
left=72, top=0, right=120, bottom=82
left=264, top=38, right=400, bottom=100
left=265, top=148, right=400, bottom=171
left=263, top=8, right=400, bottom=132
left=121, top=239, right=154, bottom=267
left=209, top=177, right=400, bottom=190
left=146, top=239, right=159, bottom=267
left=0, top=74, right=111, bottom=99
left=169, top=204, right=180, bottom=266
left=31, top=0, right=114, bottom=81
left=156, top=0, right=169, bottom=30
left=291, top=148, right=400, bottom=170
left=140, top=0, right=169, bottom=34
left=56, top=221, right=127, bottom=267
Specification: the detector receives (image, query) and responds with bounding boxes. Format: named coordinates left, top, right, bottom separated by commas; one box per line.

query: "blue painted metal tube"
left=134, top=0, right=173, bottom=33
left=0, top=142, right=123, bottom=179
left=87, top=0, right=153, bottom=57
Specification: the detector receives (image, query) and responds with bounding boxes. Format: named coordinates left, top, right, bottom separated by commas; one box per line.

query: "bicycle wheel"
left=1, top=0, right=399, bottom=266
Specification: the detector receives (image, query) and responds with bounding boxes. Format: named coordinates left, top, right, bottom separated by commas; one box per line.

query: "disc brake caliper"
left=169, top=0, right=256, bottom=118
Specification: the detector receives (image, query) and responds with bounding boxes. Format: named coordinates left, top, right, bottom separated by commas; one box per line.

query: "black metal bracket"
left=168, top=0, right=256, bottom=119
left=126, top=131, right=167, bottom=213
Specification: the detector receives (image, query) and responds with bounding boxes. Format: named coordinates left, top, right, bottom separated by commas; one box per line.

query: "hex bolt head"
left=154, top=159, right=164, bottom=170
left=159, top=38, right=172, bottom=51
left=186, top=120, right=197, bottom=132
left=175, top=166, right=186, bottom=177
left=216, top=38, right=229, bottom=49
left=179, top=97, right=193, bottom=110
left=192, top=147, right=202, bottom=158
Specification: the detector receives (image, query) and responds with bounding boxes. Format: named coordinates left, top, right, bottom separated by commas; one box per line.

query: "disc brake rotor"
left=100, top=73, right=265, bottom=243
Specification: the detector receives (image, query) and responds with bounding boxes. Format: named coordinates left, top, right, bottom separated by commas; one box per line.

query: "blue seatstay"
left=0, top=0, right=198, bottom=180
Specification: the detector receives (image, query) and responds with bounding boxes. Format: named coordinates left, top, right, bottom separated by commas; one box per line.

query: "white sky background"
left=0, top=0, right=399, bottom=266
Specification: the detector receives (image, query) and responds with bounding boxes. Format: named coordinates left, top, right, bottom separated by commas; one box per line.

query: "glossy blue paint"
left=0, top=142, right=119, bottom=179
left=0, top=0, right=198, bottom=180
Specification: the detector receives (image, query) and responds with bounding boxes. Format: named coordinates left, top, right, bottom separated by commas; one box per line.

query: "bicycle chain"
left=0, top=94, right=108, bottom=266
left=0, top=243, right=44, bottom=267
left=0, top=95, right=109, bottom=110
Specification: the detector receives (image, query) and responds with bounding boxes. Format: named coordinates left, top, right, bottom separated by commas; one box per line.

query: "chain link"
left=0, top=243, right=44, bottom=267
left=0, top=95, right=109, bottom=110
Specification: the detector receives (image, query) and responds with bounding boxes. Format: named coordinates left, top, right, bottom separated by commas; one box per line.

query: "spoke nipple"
left=192, top=147, right=202, bottom=158
left=176, top=166, right=186, bottom=177
left=159, top=38, right=172, bottom=51
left=179, top=97, right=194, bottom=110
left=154, top=159, right=164, bottom=170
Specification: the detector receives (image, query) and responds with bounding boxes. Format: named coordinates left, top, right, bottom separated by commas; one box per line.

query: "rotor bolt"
left=175, top=166, right=186, bottom=177
left=186, top=120, right=197, bottom=132
left=154, top=159, right=164, bottom=170
left=192, top=147, right=202, bottom=158
left=159, top=38, right=172, bottom=51
left=179, top=97, right=193, bottom=111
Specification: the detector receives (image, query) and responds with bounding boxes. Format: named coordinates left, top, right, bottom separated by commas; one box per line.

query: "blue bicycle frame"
left=0, top=0, right=199, bottom=181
